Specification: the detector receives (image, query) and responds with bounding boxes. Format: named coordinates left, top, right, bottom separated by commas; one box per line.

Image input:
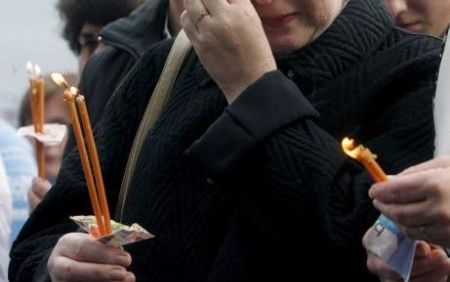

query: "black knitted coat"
left=79, top=0, right=170, bottom=126
left=10, top=0, right=441, bottom=281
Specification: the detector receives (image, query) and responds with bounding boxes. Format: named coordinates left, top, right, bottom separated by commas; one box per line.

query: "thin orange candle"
left=76, top=95, right=112, bottom=234
left=27, top=77, right=37, bottom=128
left=35, top=69, right=45, bottom=133
left=66, top=87, right=106, bottom=236
left=52, top=74, right=106, bottom=236
left=341, top=137, right=388, bottom=183
left=27, top=62, right=46, bottom=179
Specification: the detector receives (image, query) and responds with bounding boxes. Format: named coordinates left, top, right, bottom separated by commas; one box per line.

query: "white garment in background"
left=0, top=119, right=36, bottom=246
left=0, top=155, right=12, bottom=282
left=434, top=31, right=450, bottom=155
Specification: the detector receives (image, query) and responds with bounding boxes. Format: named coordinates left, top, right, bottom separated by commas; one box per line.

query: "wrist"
left=223, top=65, right=277, bottom=104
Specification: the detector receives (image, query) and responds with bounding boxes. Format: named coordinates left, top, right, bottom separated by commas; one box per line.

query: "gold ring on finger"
left=196, top=9, right=209, bottom=24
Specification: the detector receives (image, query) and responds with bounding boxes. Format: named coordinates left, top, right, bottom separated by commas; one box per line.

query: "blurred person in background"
left=0, top=155, right=12, bottom=282
left=18, top=74, right=75, bottom=212
left=0, top=118, right=36, bottom=252
left=77, top=0, right=182, bottom=128
left=56, top=0, right=142, bottom=74
left=384, top=0, right=450, bottom=37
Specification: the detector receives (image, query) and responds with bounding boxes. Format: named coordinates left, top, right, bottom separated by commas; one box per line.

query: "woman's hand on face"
left=364, top=237, right=450, bottom=282
left=180, top=0, right=277, bottom=104
left=369, top=157, right=450, bottom=247
left=48, top=233, right=135, bottom=282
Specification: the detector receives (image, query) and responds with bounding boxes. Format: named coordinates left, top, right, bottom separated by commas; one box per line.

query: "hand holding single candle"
left=341, top=137, right=416, bottom=281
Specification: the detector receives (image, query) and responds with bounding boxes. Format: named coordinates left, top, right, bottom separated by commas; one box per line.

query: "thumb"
left=415, top=241, right=431, bottom=258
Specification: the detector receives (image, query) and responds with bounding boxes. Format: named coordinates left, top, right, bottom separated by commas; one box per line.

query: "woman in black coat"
left=10, top=0, right=443, bottom=281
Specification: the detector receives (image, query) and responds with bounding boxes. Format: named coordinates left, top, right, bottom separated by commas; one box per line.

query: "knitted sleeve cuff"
left=186, top=70, right=319, bottom=177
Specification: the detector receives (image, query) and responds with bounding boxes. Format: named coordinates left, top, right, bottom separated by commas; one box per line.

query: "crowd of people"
left=0, top=0, right=449, bottom=281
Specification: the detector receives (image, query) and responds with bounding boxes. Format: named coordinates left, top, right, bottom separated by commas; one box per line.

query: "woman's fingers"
left=184, top=0, right=210, bottom=25
left=28, top=177, right=52, bottom=211
left=400, top=157, right=450, bottom=176
left=404, top=224, right=450, bottom=246
left=55, top=233, right=131, bottom=266
left=372, top=199, right=435, bottom=227
left=411, top=248, right=448, bottom=277
left=414, top=241, right=431, bottom=257
left=49, top=233, right=134, bottom=282
left=32, top=177, right=51, bottom=198
left=180, top=0, right=275, bottom=104
left=369, top=174, right=428, bottom=204
left=49, top=256, right=130, bottom=282
left=202, top=0, right=228, bottom=15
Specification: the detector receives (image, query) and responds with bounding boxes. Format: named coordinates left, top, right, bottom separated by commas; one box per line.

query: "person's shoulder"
left=368, top=27, right=443, bottom=84
left=377, top=27, right=442, bottom=60
left=80, top=46, right=135, bottom=90
left=0, top=120, right=28, bottom=147
left=0, top=119, right=15, bottom=134
left=120, top=37, right=179, bottom=82
left=87, top=45, right=135, bottom=71
left=0, top=120, right=35, bottom=171
left=139, top=37, right=177, bottom=67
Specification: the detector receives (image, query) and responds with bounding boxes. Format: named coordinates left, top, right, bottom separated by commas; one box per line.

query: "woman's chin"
left=271, top=41, right=303, bottom=55
left=268, top=33, right=311, bottom=55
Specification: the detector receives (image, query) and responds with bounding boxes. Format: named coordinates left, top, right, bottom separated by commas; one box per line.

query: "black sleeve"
left=187, top=52, right=438, bottom=247
left=9, top=40, right=173, bottom=282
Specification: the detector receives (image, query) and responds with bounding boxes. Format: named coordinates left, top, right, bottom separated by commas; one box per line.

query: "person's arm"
left=188, top=54, right=438, bottom=241
left=0, top=156, right=12, bottom=282
left=182, top=0, right=440, bottom=248
left=9, top=40, right=173, bottom=282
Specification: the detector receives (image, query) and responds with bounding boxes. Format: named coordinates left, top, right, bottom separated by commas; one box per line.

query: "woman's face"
left=252, top=0, right=344, bottom=54
left=43, top=95, right=70, bottom=184
left=384, top=0, right=450, bottom=37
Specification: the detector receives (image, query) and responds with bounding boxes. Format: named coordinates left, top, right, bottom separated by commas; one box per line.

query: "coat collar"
left=276, top=0, right=394, bottom=96
left=99, top=0, right=169, bottom=60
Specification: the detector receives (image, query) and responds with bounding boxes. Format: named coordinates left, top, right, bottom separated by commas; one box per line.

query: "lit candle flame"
left=341, top=137, right=365, bottom=160
left=34, top=65, right=41, bottom=78
left=26, top=61, right=45, bottom=178
left=26, top=62, right=42, bottom=79
left=51, top=73, right=70, bottom=90
left=26, top=61, right=33, bottom=75
left=70, top=86, right=79, bottom=96
left=341, top=137, right=387, bottom=182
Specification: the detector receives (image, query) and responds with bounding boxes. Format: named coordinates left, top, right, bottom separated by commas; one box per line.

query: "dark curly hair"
left=56, top=0, right=142, bottom=54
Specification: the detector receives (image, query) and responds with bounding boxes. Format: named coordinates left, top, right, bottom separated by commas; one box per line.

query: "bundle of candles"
left=51, top=73, right=112, bottom=237
left=341, top=137, right=387, bottom=183
left=26, top=62, right=46, bottom=179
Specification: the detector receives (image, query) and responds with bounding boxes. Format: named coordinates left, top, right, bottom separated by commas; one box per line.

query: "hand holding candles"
left=341, top=137, right=387, bottom=183
left=51, top=73, right=112, bottom=236
left=27, top=62, right=46, bottom=179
